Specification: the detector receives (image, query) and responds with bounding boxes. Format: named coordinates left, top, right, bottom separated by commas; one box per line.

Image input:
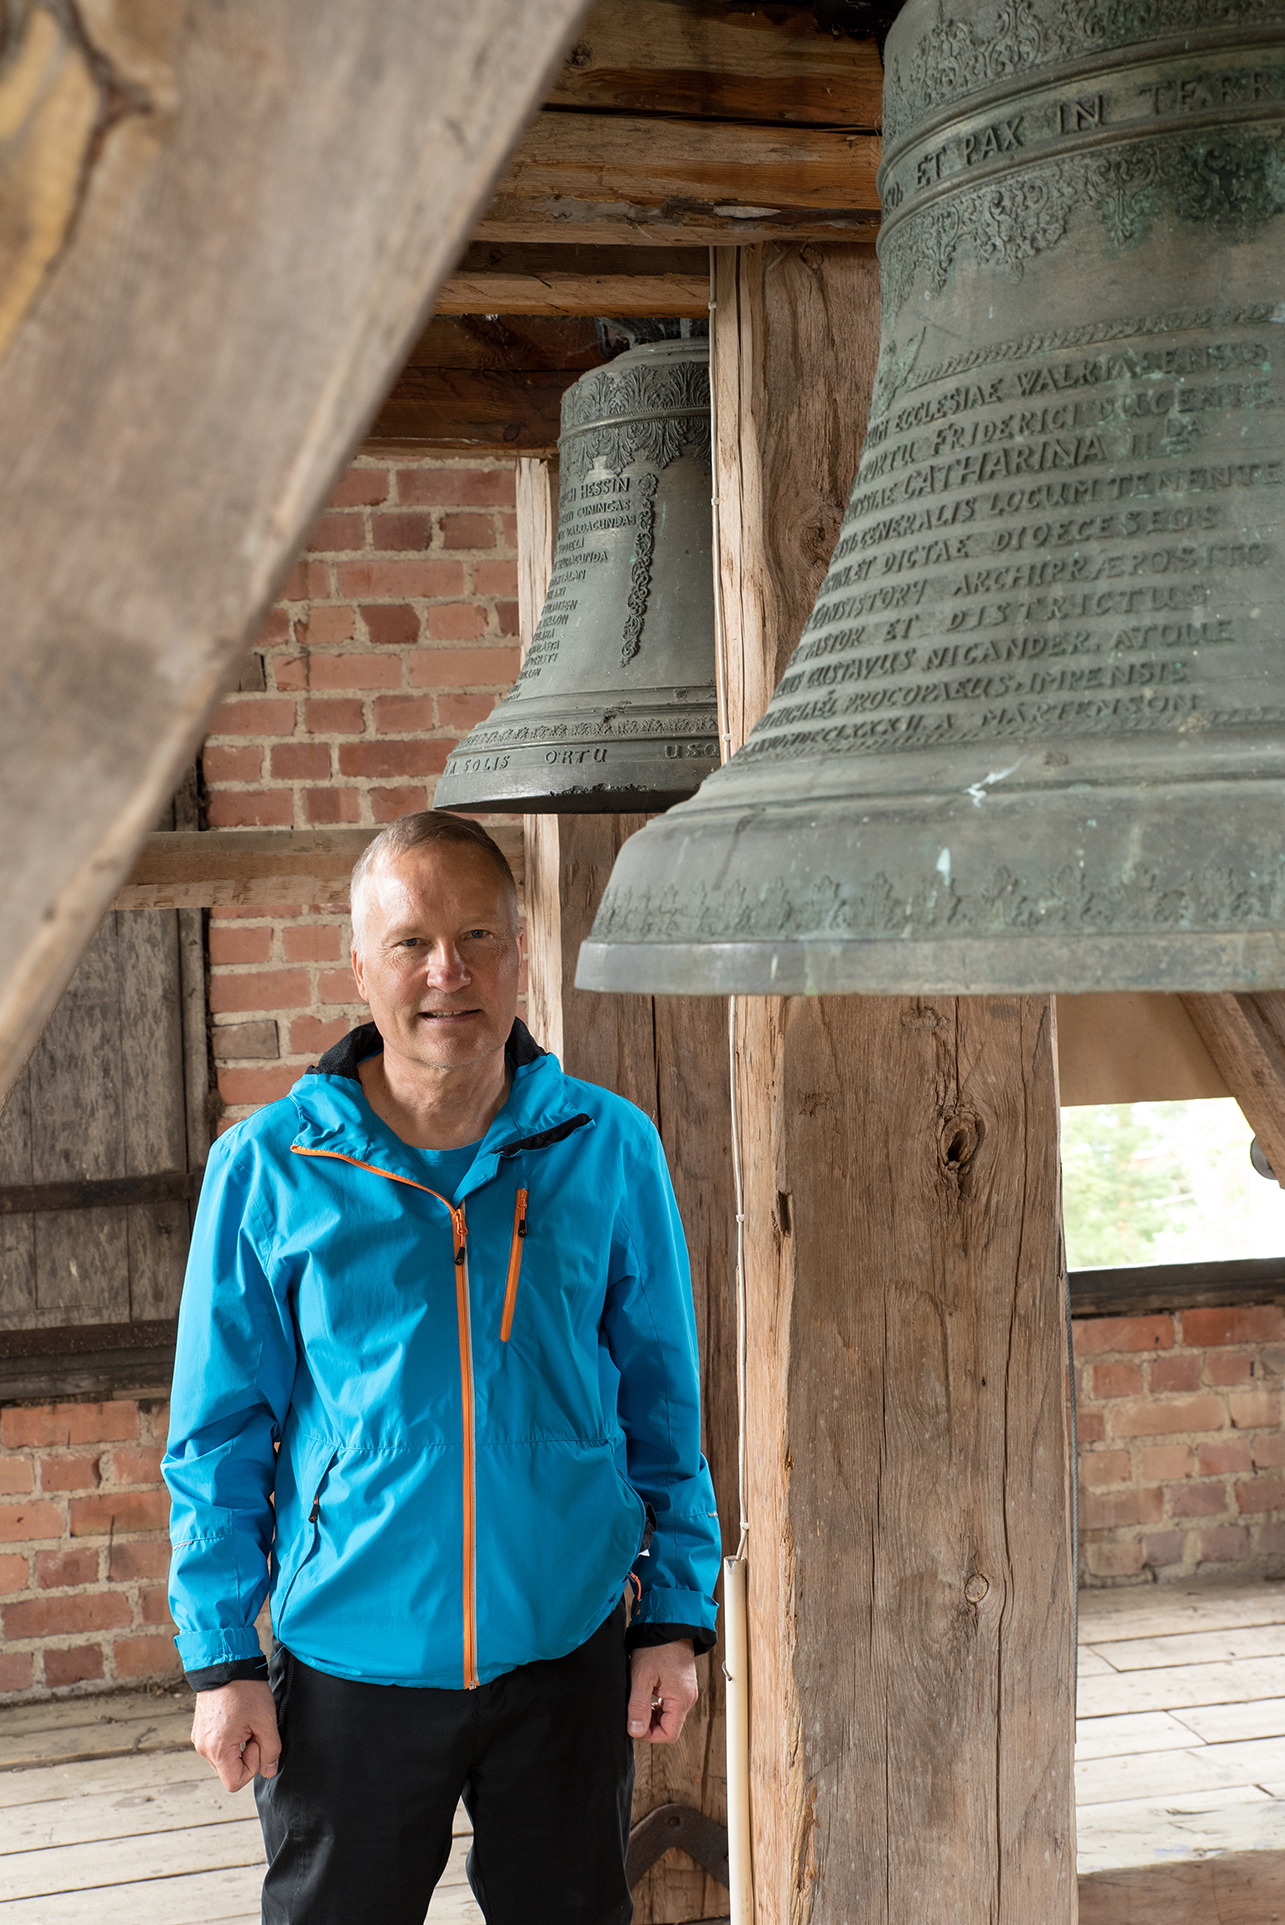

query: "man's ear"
left=351, top=948, right=368, bottom=1002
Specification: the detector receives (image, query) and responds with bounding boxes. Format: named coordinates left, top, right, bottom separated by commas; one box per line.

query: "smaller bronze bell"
left=434, top=340, right=718, bottom=814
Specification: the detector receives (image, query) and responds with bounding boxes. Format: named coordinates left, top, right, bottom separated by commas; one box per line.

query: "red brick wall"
left=4, top=1310, right=1280, bottom=1699
left=0, top=1399, right=179, bottom=1693
left=1074, top=1305, right=1285, bottom=1584
left=205, top=450, right=521, bottom=1127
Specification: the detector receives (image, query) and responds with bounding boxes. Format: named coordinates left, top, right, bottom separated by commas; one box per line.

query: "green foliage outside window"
left=1061, top=1099, right=1285, bottom=1271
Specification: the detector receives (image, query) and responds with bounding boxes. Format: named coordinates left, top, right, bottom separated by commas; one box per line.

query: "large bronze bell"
left=579, top=0, right=1285, bottom=996
left=433, top=340, right=717, bottom=813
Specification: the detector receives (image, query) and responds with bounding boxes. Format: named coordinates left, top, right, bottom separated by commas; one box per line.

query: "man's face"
left=351, top=845, right=523, bottom=1075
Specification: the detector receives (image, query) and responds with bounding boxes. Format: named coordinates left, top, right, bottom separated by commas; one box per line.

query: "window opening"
left=1062, top=1098, right=1285, bottom=1272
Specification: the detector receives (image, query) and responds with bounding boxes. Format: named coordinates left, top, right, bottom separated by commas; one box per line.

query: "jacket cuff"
left=185, top=1655, right=270, bottom=1691
left=630, top=1585, right=718, bottom=1642
left=627, top=1620, right=716, bottom=1657
left=175, top=1625, right=267, bottom=1672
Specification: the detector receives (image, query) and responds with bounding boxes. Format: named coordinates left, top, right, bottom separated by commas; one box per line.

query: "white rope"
left=708, top=245, right=750, bottom=1559
left=728, top=994, right=748, bottom=1557
left=708, top=254, right=734, bottom=766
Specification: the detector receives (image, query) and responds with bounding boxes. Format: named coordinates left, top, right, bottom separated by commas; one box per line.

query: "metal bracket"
left=626, top=1802, right=730, bottom=1890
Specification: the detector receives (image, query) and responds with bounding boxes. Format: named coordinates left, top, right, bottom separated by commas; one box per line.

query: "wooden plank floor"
left=2, top=1579, right=1283, bottom=1921
left=0, top=1689, right=479, bottom=1923
left=1077, top=1574, right=1285, bottom=1912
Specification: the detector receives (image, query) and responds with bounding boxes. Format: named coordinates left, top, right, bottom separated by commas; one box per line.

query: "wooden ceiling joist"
left=370, top=369, right=571, bottom=454
left=375, top=6, right=888, bottom=446
left=435, top=245, right=711, bottom=317
left=0, top=0, right=587, bottom=1107
left=370, top=316, right=607, bottom=451
left=399, top=317, right=607, bottom=371
left=548, top=0, right=884, bottom=125
left=478, top=111, right=881, bottom=245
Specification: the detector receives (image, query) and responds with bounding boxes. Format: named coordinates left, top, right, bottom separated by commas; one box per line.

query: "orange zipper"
left=290, top=1145, right=479, bottom=1688
left=500, top=1189, right=528, bottom=1343
left=454, top=1219, right=478, bottom=1688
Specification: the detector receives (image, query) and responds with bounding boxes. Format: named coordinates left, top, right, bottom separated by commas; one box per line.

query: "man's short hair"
left=349, top=812, right=518, bottom=955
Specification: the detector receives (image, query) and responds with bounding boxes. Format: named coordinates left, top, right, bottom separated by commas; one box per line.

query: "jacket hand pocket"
left=273, top=1446, right=338, bottom=1623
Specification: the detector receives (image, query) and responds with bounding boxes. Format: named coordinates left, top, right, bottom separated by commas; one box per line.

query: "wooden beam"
left=713, top=244, right=1076, bottom=1925
left=0, top=1173, right=200, bottom=1217
left=368, top=368, right=571, bottom=452
left=530, top=813, right=738, bottom=1925
left=477, top=111, right=882, bottom=245
left=517, top=459, right=564, bottom=1063
left=1079, top=1849, right=1285, bottom=1925
left=515, top=464, right=735, bottom=1925
left=1180, top=994, right=1285, bottom=1182
left=113, top=827, right=525, bottom=911
left=401, top=315, right=605, bottom=370
left=0, top=0, right=589, bottom=1107
left=436, top=244, right=711, bottom=317
left=373, top=319, right=610, bottom=449
left=549, top=0, right=883, bottom=126
left=0, top=1340, right=179, bottom=1406
left=1070, top=1256, right=1285, bottom=1318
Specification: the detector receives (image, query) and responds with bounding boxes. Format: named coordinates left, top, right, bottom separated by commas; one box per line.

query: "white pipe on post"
left=723, top=1554, right=754, bottom=1925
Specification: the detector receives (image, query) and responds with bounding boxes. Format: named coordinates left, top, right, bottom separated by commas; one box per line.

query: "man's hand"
left=627, top=1639, right=698, bottom=1744
left=192, top=1679, right=281, bottom=1792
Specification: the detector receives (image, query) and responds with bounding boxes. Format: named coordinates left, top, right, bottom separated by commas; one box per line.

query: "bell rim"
left=574, top=933, right=1285, bottom=1000
left=433, top=786, right=708, bottom=816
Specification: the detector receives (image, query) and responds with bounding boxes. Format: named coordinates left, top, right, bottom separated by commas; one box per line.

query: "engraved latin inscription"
left=516, top=477, right=637, bottom=683
left=963, top=116, right=1024, bottom=163
left=1143, top=68, right=1285, bottom=115
left=876, top=35, right=1285, bottom=325
left=1057, top=94, right=1103, bottom=133
left=884, top=51, right=1285, bottom=226
left=744, top=314, right=1283, bottom=763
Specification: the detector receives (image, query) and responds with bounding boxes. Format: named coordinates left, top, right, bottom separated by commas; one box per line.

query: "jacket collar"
left=313, top=1017, right=545, bottom=1082
left=290, top=1019, right=586, bottom=1201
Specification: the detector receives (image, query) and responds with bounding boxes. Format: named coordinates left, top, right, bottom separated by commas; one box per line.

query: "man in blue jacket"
left=163, top=810, right=720, bottom=1925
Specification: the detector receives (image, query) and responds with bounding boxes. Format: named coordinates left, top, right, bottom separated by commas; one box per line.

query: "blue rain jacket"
left=163, top=1021, right=720, bottom=1688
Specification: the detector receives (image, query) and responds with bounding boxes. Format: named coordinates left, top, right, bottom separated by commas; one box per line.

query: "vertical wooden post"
left=714, top=245, right=1077, bottom=1925
left=517, top=461, right=738, bottom=1925
left=517, top=456, right=563, bottom=1061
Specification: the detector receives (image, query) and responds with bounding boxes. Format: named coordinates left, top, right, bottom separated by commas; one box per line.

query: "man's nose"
left=424, top=941, right=469, bottom=986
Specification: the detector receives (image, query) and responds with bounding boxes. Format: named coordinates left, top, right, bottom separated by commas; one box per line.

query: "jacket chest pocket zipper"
left=500, top=1189, right=528, bottom=1343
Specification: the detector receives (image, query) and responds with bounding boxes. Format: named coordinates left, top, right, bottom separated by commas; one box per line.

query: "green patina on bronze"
left=577, top=0, right=1285, bottom=998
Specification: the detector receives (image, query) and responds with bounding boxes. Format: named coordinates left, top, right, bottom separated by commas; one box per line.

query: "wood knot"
left=939, top=1110, right=983, bottom=1180
left=964, top=1573, right=989, bottom=1604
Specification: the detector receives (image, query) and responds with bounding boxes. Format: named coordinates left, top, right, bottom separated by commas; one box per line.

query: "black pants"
left=255, top=1603, right=634, bottom=1925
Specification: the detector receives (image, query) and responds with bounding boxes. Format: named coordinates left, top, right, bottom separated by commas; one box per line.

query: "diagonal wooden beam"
left=1180, top=993, right=1285, bottom=1181
left=0, top=0, right=588, bottom=1105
